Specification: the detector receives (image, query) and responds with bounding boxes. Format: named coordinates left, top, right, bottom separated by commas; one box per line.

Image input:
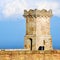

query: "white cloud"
left=1, top=0, right=60, bottom=17
left=2, top=0, right=27, bottom=17
left=35, top=1, right=60, bottom=17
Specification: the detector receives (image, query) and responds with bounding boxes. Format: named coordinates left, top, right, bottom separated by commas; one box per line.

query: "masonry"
left=24, top=9, right=53, bottom=50
left=0, top=9, right=60, bottom=60
left=0, top=50, right=60, bottom=60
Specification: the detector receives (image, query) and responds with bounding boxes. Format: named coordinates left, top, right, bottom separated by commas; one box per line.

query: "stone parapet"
left=0, top=50, right=60, bottom=60
left=23, top=9, right=52, bottom=17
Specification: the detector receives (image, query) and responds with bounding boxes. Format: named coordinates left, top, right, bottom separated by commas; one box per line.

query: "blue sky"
left=0, top=0, right=60, bottom=49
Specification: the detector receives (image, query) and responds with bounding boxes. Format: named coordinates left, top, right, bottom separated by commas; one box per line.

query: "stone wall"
left=0, top=50, right=60, bottom=60
left=24, top=9, right=53, bottom=50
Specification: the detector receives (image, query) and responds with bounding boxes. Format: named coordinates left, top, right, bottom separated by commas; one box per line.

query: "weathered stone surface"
left=0, top=9, right=59, bottom=60
left=0, top=50, right=59, bottom=60
left=23, top=9, right=52, bottom=17
left=24, top=9, right=53, bottom=50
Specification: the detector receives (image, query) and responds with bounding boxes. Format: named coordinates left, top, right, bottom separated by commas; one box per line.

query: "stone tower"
left=23, top=9, right=53, bottom=50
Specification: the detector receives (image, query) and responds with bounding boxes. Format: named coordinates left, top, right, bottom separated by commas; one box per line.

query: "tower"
left=23, top=9, right=53, bottom=50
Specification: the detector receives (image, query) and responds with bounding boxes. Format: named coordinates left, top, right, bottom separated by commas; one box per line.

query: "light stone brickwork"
left=23, top=9, right=53, bottom=50
left=0, top=9, right=60, bottom=60
left=0, top=50, right=59, bottom=60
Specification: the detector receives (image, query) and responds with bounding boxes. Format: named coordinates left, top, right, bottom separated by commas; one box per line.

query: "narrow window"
left=29, top=38, right=32, bottom=50
left=43, top=40, right=45, bottom=45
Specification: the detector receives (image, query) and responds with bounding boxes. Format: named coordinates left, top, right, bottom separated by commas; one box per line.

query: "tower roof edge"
left=23, top=9, right=53, bottom=17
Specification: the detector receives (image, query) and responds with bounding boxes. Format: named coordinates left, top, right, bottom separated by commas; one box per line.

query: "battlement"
left=23, top=9, right=53, bottom=17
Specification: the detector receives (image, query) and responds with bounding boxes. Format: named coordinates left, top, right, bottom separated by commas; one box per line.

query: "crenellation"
left=23, top=9, right=52, bottom=17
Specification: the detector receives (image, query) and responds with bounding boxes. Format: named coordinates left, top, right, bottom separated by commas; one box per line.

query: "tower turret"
left=23, top=9, right=53, bottom=50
